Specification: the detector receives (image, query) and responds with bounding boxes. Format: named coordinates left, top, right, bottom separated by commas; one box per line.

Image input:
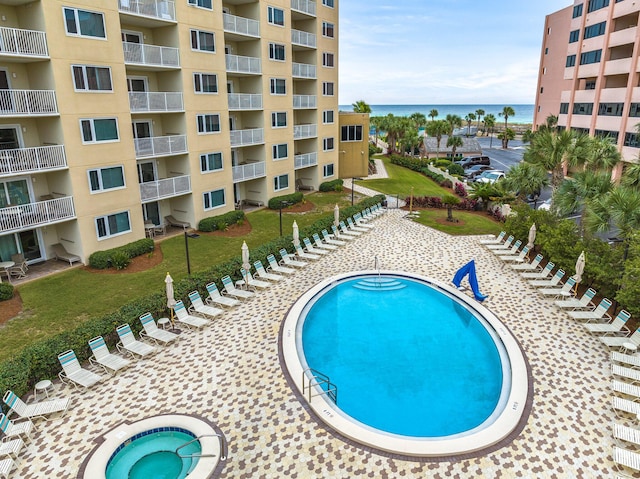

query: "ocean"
left=339, top=104, right=535, bottom=125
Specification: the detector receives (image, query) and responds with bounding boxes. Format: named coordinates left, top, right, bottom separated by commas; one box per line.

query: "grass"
left=412, top=209, right=502, bottom=236
left=358, top=156, right=449, bottom=197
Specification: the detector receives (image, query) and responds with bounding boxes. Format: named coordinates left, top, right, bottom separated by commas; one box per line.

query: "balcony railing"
left=0, top=90, right=58, bottom=116
left=118, top=0, right=176, bottom=22
left=129, top=92, right=183, bottom=112
left=233, top=161, right=266, bottom=183
left=291, top=29, right=316, bottom=48
left=0, top=145, right=66, bottom=177
left=226, top=54, right=261, bottom=75
left=134, top=134, right=187, bottom=158
left=294, top=152, right=318, bottom=169
left=292, top=62, right=316, bottom=79
left=293, top=95, right=317, bottom=109
left=0, top=27, right=48, bottom=58
left=223, top=13, right=260, bottom=37
left=140, top=174, right=191, bottom=202
left=123, top=42, right=180, bottom=69
left=0, top=196, right=75, bottom=234
left=291, top=0, right=316, bottom=16
left=294, top=124, right=317, bottom=139
left=230, top=128, right=264, bottom=147
left=228, top=93, right=263, bottom=110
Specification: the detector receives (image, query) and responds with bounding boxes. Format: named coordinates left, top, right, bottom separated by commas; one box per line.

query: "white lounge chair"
left=331, top=225, right=354, bottom=241
left=485, top=235, right=514, bottom=251
left=0, top=413, right=34, bottom=443
left=614, top=423, right=640, bottom=448
left=612, top=379, right=640, bottom=399
left=2, top=390, right=69, bottom=422
left=568, top=298, right=612, bottom=322
left=498, top=245, right=529, bottom=263
left=0, top=457, right=16, bottom=479
left=614, top=446, right=640, bottom=475
left=116, top=324, right=157, bottom=358
left=240, top=268, right=270, bottom=290
left=322, top=229, right=345, bottom=246
left=221, top=275, right=254, bottom=299
left=479, top=231, right=506, bottom=245
left=611, top=351, right=640, bottom=368
left=88, top=336, right=131, bottom=375
left=303, top=237, right=328, bottom=255
left=188, top=290, right=223, bottom=319
left=267, top=254, right=295, bottom=275
left=51, top=243, right=81, bottom=265
left=492, top=239, right=521, bottom=257
left=339, top=221, right=361, bottom=236
left=254, top=260, right=284, bottom=281
left=583, top=310, right=631, bottom=336
left=353, top=213, right=374, bottom=229
left=554, top=287, right=596, bottom=310
left=512, top=253, right=543, bottom=271
left=173, top=300, right=209, bottom=329
left=539, top=277, right=576, bottom=299
left=347, top=217, right=369, bottom=233
left=0, top=437, right=23, bottom=461
left=312, top=233, right=337, bottom=251
left=57, top=350, right=103, bottom=389
left=279, top=249, right=307, bottom=268
left=612, top=364, right=640, bottom=383
left=294, top=244, right=319, bottom=261
left=601, top=327, right=640, bottom=350
left=613, top=395, right=640, bottom=418
left=206, top=282, right=240, bottom=308
left=521, top=261, right=554, bottom=280
left=139, top=313, right=179, bottom=344
left=529, top=269, right=565, bottom=288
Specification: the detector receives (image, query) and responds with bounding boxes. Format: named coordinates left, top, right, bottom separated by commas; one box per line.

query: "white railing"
left=292, top=62, right=316, bottom=79
left=294, top=124, right=317, bottom=139
left=228, top=93, right=262, bottom=110
left=225, top=54, right=261, bottom=75
left=291, top=29, right=316, bottom=48
left=140, top=174, right=191, bottom=202
left=230, top=128, right=264, bottom=147
left=294, top=152, right=317, bottom=169
left=129, top=92, right=183, bottom=112
left=223, top=13, right=260, bottom=37
left=134, top=134, right=187, bottom=158
left=0, top=27, right=48, bottom=58
left=293, top=95, right=316, bottom=109
left=0, top=196, right=75, bottom=234
left=0, top=145, right=66, bottom=177
left=122, top=42, right=180, bottom=68
left=233, top=161, right=266, bottom=183
left=291, top=0, right=316, bottom=16
left=0, top=90, right=57, bottom=115
left=118, top=0, right=176, bottom=22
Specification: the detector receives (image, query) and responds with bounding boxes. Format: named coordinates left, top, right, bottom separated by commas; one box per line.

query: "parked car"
left=474, top=170, right=505, bottom=184
left=464, top=164, right=494, bottom=180
left=454, top=155, right=491, bottom=169
left=538, top=198, right=552, bottom=210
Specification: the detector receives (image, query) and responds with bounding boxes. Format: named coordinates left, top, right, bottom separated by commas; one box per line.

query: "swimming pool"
left=281, top=271, right=530, bottom=457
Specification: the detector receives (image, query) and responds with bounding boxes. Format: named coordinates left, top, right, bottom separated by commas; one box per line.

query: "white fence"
left=123, top=42, right=180, bottom=68
left=140, top=175, right=191, bottom=202
left=0, top=196, right=75, bottom=234
left=134, top=135, right=187, bottom=158
left=0, top=145, right=66, bottom=176
left=0, top=27, right=48, bottom=57
left=230, top=128, right=264, bottom=147
left=233, top=162, right=266, bottom=183
left=129, top=92, right=183, bottom=112
left=0, top=90, right=57, bottom=115
left=294, top=152, right=317, bottom=169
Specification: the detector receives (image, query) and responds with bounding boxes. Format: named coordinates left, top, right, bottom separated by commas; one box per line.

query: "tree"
left=503, top=162, right=549, bottom=202
left=409, top=112, right=427, bottom=131
left=442, top=194, right=460, bottom=222
left=475, top=109, right=485, bottom=132
left=370, top=116, right=384, bottom=147
left=352, top=100, right=371, bottom=113
left=555, top=171, right=613, bottom=236
left=498, top=128, right=516, bottom=149
left=464, top=113, right=476, bottom=137
left=622, top=163, right=640, bottom=189
left=425, top=120, right=449, bottom=159
left=484, top=114, right=496, bottom=147
left=468, top=182, right=502, bottom=210
left=499, top=106, right=515, bottom=137
left=445, top=114, right=462, bottom=135
left=429, top=109, right=439, bottom=122
left=576, top=135, right=621, bottom=171
left=446, top=135, right=464, bottom=160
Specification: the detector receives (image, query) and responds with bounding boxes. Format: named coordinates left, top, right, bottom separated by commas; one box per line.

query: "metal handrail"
left=175, top=433, right=227, bottom=461
left=302, top=368, right=338, bottom=404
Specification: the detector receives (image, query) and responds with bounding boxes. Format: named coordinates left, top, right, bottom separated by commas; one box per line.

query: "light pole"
left=351, top=177, right=362, bottom=205
left=184, top=231, right=200, bottom=276
left=279, top=201, right=292, bottom=236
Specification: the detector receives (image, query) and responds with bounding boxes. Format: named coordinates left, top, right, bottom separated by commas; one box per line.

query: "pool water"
left=301, top=276, right=505, bottom=438
left=106, top=430, right=201, bottom=479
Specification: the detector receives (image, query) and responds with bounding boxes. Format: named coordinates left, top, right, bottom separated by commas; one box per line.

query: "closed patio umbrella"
left=572, top=251, right=586, bottom=289
left=334, top=204, right=340, bottom=227
left=292, top=221, right=300, bottom=248
left=241, top=241, right=250, bottom=272
left=165, top=272, right=176, bottom=323
left=526, top=223, right=536, bottom=250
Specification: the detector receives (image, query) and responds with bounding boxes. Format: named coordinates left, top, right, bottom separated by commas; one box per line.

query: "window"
left=580, top=49, right=602, bottom=65
left=323, top=163, right=334, bottom=178
left=271, top=112, right=287, bottom=128
left=81, top=118, right=119, bottom=143
left=190, top=29, right=215, bottom=52
left=598, top=102, right=623, bottom=116
left=200, top=152, right=223, bottom=172
left=572, top=103, right=593, bottom=115
left=268, top=6, right=284, bottom=26
left=322, top=0, right=335, bottom=7
left=540, top=87, right=544, bottom=94
left=194, top=73, right=218, bottom=93
left=323, top=82, right=334, bottom=96
left=545, top=47, right=549, bottom=55
left=72, top=65, right=112, bottom=91
left=64, top=7, right=106, bottom=38
left=587, top=0, right=609, bottom=12
left=274, top=174, right=289, bottom=191
left=204, top=189, right=225, bottom=210
left=573, top=4, right=583, bottom=17
left=197, top=114, right=221, bottom=133
left=323, top=22, right=335, bottom=38
left=566, top=55, right=576, bottom=67
left=323, top=52, right=334, bottom=67
left=88, top=166, right=125, bottom=192
left=584, top=21, right=606, bottom=39
left=569, top=30, right=580, bottom=43
left=272, top=143, right=288, bottom=160
left=586, top=80, right=596, bottom=90
left=630, top=103, right=640, bottom=117
left=188, top=0, right=212, bottom=9
left=269, top=43, right=285, bottom=61
left=559, top=103, right=569, bottom=114
left=341, top=125, right=363, bottom=142
left=270, top=78, right=286, bottom=95
left=594, top=129, right=618, bottom=141
left=625, top=132, right=640, bottom=148
left=96, top=211, right=131, bottom=239
left=323, top=110, right=334, bottom=124
left=323, top=137, right=334, bottom=151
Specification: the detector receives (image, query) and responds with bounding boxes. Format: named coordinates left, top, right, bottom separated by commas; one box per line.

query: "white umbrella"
left=526, top=223, right=537, bottom=250
left=165, top=272, right=176, bottom=323
left=292, top=221, right=300, bottom=248
left=334, top=204, right=340, bottom=227
left=241, top=241, right=251, bottom=272
left=573, top=250, right=586, bottom=284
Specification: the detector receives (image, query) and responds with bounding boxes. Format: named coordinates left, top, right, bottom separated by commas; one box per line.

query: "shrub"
left=454, top=182, right=468, bottom=197
left=267, top=192, right=304, bottom=210
left=110, top=251, right=131, bottom=270
left=319, top=179, right=344, bottom=192
left=435, top=159, right=452, bottom=169
left=198, top=210, right=245, bottom=232
left=447, top=163, right=465, bottom=176
left=88, top=238, right=154, bottom=270
left=0, top=283, right=13, bottom=301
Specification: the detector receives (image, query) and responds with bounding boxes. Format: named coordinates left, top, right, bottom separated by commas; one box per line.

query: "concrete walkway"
left=344, top=159, right=406, bottom=208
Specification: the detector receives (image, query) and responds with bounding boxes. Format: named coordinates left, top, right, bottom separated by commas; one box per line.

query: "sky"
left=338, top=0, right=572, bottom=105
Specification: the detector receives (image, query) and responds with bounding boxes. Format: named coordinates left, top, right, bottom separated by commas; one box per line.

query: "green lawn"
left=358, top=156, right=449, bottom=197
left=412, top=209, right=502, bottom=236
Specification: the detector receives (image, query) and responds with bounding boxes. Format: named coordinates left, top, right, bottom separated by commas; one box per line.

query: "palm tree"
left=555, top=171, right=613, bottom=236
left=577, top=135, right=621, bottom=171
left=409, top=112, right=427, bottom=132
left=370, top=116, right=383, bottom=147
left=446, top=135, right=464, bottom=160
left=429, top=109, right=439, bottom=122
left=503, top=162, right=549, bottom=202
left=475, top=109, right=485, bottom=132
left=445, top=114, right=462, bottom=135
left=498, top=128, right=516, bottom=149
left=425, top=119, right=449, bottom=159
left=352, top=100, right=372, bottom=113
left=468, top=182, right=502, bottom=210
left=499, top=106, right=515, bottom=137
left=464, top=113, right=476, bottom=137
left=621, top=163, right=640, bottom=189
left=484, top=114, right=496, bottom=146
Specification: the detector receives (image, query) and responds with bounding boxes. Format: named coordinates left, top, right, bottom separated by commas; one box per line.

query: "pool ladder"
left=175, top=433, right=228, bottom=461
left=302, top=368, right=338, bottom=405
left=374, top=255, right=381, bottom=282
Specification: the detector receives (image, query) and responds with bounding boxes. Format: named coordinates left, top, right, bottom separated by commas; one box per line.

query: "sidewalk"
left=343, top=158, right=406, bottom=208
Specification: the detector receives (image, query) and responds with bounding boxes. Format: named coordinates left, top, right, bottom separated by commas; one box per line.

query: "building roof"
left=422, top=135, right=481, bottom=154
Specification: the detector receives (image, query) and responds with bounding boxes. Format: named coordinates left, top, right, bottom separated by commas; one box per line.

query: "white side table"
left=34, top=379, right=53, bottom=400
left=157, top=317, right=171, bottom=330
left=622, top=342, right=637, bottom=355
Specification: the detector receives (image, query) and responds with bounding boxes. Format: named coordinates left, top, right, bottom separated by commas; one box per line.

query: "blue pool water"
left=106, top=430, right=201, bottom=479
left=300, top=276, right=506, bottom=438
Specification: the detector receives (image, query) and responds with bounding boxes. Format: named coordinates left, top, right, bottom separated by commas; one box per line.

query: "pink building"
left=535, top=0, right=640, bottom=174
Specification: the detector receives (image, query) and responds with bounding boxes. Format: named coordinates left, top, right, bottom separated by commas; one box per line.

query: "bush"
left=267, top=192, right=304, bottom=210
left=435, top=159, right=452, bottom=169
left=454, top=182, right=468, bottom=197
left=198, top=210, right=245, bottom=232
left=111, top=251, right=131, bottom=270
left=88, top=238, right=154, bottom=270
left=407, top=195, right=478, bottom=211
left=319, top=179, right=344, bottom=192
left=0, top=283, right=13, bottom=301
left=447, top=163, right=465, bottom=176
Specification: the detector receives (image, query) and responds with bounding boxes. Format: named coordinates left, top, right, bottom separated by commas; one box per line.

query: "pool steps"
left=352, top=278, right=406, bottom=291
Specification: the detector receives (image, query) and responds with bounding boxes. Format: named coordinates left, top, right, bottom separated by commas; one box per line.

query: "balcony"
left=294, top=152, right=317, bottom=169
left=609, top=27, right=637, bottom=48
left=599, top=87, right=627, bottom=103
left=129, top=92, right=183, bottom=113
left=226, top=54, right=261, bottom=75
left=223, top=13, right=260, bottom=38
left=230, top=128, right=264, bottom=147
left=294, top=124, right=317, bottom=139
left=293, top=94, right=316, bottom=109
left=0, top=196, right=75, bottom=235
left=233, top=161, right=266, bottom=183
left=123, top=42, right=180, bottom=69
left=292, top=62, right=316, bottom=79
left=291, top=0, right=316, bottom=17
left=134, top=134, right=187, bottom=158
left=291, top=29, right=316, bottom=49
left=0, top=145, right=66, bottom=178
left=0, top=27, right=48, bottom=60
left=0, top=90, right=58, bottom=116
left=605, top=57, right=633, bottom=76
left=118, top=0, right=176, bottom=24
left=140, top=175, right=191, bottom=203
left=228, top=93, right=262, bottom=110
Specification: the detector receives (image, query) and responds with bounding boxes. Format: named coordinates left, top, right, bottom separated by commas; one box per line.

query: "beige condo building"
left=0, top=0, right=342, bottom=266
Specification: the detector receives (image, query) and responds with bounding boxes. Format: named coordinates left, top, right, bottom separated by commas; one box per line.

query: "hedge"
left=0, top=194, right=385, bottom=404
left=198, top=210, right=245, bottom=232
left=267, top=192, right=304, bottom=210
left=88, top=238, right=155, bottom=270
left=0, top=283, right=13, bottom=301
left=406, top=195, right=478, bottom=210
left=319, top=179, right=344, bottom=192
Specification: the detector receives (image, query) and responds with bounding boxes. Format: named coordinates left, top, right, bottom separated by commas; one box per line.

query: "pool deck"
left=13, top=209, right=621, bottom=478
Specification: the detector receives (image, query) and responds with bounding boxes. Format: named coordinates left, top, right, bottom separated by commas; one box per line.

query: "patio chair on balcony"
left=165, top=215, right=190, bottom=230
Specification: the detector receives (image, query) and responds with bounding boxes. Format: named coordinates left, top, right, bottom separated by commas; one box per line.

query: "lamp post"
left=184, top=231, right=200, bottom=276
left=279, top=200, right=292, bottom=236
left=351, top=177, right=362, bottom=205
